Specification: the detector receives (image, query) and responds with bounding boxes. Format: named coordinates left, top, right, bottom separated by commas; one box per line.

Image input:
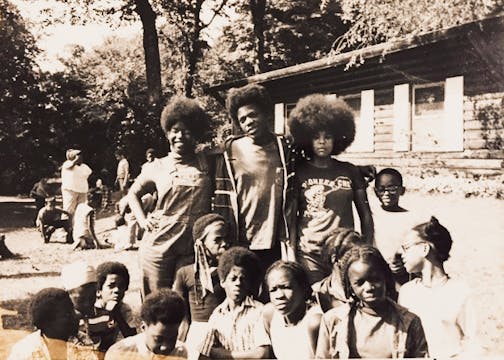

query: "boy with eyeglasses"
left=372, top=168, right=423, bottom=285
left=374, top=168, right=406, bottom=212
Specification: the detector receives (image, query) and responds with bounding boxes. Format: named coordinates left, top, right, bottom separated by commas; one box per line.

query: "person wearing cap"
left=60, top=261, right=102, bottom=359
left=61, top=148, right=92, bottom=218
left=36, top=196, right=73, bottom=244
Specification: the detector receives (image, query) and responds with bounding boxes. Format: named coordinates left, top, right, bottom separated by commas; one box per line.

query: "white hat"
left=60, top=261, right=97, bottom=290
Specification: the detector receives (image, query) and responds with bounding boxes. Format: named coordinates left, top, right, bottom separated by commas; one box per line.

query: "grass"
left=1, top=192, right=503, bottom=358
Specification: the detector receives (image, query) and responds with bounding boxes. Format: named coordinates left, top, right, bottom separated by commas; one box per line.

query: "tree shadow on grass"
left=0, top=202, right=36, bottom=229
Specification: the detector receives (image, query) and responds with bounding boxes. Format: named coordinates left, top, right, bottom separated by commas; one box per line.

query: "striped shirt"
left=197, top=296, right=269, bottom=356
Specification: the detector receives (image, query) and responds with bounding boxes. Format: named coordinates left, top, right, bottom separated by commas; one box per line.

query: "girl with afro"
left=127, top=96, right=213, bottom=297
left=288, top=94, right=374, bottom=285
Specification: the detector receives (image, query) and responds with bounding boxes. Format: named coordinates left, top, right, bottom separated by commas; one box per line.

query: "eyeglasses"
left=401, top=241, right=425, bottom=253
left=376, top=185, right=401, bottom=194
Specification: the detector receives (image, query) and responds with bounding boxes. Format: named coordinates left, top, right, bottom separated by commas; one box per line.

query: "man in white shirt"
left=61, top=149, right=92, bottom=218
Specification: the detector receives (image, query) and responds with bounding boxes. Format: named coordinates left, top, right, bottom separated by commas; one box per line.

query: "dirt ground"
left=0, top=192, right=503, bottom=358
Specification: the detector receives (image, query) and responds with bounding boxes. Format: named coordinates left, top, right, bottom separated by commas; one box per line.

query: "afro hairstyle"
left=141, top=289, right=186, bottom=325
left=339, top=245, right=398, bottom=302
left=412, top=216, right=452, bottom=263
left=321, top=228, right=367, bottom=269
left=266, top=260, right=312, bottom=301
left=31, top=287, right=74, bottom=330
left=226, top=84, right=273, bottom=129
left=218, top=246, right=263, bottom=297
left=96, top=261, right=130, bottom=290
left=288, top=94, right=356, bottom=156
left=159, top=96, right=210, bottom=143
left=375, top=168, right=404, bottom=187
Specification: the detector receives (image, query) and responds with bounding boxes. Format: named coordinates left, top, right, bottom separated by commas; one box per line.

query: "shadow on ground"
left=0, top=202, right=36, bottom=229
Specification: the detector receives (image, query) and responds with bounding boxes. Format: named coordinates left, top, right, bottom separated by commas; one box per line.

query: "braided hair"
left=339, top=245, right=398, bottom=303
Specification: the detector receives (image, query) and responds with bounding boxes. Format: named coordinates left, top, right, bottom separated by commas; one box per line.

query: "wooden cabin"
left=207, top=16, right=504, bottom=176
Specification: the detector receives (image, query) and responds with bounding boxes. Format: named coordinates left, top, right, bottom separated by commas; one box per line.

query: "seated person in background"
left=8, top=287, right=79, bottom=360
left=30, top=177, right=51, bottom=221
left=198, top=247, right=270, bottom=359
left=36, top=196, right=73, bottom=244
left=173, top=213, right=229, bottom=356
left=73, top=193, right=110, bottom=250
left=105, top=289, right=188, bottom=359
left=92, top=261, right=137, bottom=352
left=312, top=228, right=367, bottom=313
left=399, top=217, right=481, bottom=358
left=262, top=261, right=322, bottom=360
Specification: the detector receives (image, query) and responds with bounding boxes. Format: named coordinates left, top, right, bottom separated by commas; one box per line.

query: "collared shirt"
left=7, top=330, right=97, bottom=360
left=105, top=333, right=187, bottom=360
left=197, top=296, right=269, bottom=356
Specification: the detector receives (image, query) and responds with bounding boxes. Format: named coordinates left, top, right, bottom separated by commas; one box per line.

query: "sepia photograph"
left=1, top=0, right=503, bottom=359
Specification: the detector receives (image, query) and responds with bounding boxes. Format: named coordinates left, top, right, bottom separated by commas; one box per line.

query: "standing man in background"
left=115, top=149, right=130, bottom=196
left=61, top=148, right=92, bottom=218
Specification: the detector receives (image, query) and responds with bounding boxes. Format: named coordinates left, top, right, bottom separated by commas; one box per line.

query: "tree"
left=324, top=0, right=503, bottom=63
left=0, top=0, right=56, bottom=193
left=44, top=0, right=162, bottom=106
left=160, top=0, right=229, bottom=97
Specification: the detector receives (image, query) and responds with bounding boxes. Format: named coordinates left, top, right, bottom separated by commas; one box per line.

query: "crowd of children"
left=9, top=88, right=482, bottom=359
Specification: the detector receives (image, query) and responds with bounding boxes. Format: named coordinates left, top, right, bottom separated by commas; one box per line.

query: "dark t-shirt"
left=296, top=160, right=365, bottom=255
left=173, top=264, right=225, bottom=322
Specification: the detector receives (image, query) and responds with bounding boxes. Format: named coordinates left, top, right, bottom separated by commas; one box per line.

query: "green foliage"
left=476, top=100, right=504, bottom=151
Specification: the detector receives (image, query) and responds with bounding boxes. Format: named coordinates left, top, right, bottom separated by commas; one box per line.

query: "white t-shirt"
left=399, top=277, right=478, bottom=358
left=62, top=161, right=92, bottom=193
left=73, top=203, right=94, bottom=239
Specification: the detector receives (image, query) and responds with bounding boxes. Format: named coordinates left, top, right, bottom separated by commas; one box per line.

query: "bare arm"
left=127, top=180, right=156, bottom=231
left=354, top=188, right=374, bottom=245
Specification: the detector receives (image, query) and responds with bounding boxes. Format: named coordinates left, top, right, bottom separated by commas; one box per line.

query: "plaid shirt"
left=197, top=296, right=270, bottom=356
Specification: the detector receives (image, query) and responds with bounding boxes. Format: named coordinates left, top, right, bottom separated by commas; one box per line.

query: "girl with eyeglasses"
left=398, top=216, right=481, bottom=358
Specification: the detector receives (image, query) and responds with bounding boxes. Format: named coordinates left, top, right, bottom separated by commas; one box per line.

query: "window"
left=344, top=90, right=374, bottom=153
left=393, top=76, right=464, bottom=152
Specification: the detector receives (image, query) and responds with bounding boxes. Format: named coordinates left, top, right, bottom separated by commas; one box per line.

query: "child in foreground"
left=60, top=261, right=102, bottom=359
left=316, top=245, right=428, bottom=358
left=288, top=94, right=374, bottom=284
left=105, top=289, right=188, bottom=359
left=312, top=228, right=367, bottom=312
left=399, top=216, right=481, bottom=358
left=197, top=247, right=270, bottom=359
left=91, top=261, right=137, bottom=352
left=262, top=260, right=322, bottom=359
left=8, top=288, right=79, bottom=360
left=173, top=213, right=229, bottom=356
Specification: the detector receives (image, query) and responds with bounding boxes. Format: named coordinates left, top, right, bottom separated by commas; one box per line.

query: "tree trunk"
left=185, top=0, right=204, bottom=98
left=134, top=0, right=162, bottom=106
left=250, top=0, right=267, bottom=73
